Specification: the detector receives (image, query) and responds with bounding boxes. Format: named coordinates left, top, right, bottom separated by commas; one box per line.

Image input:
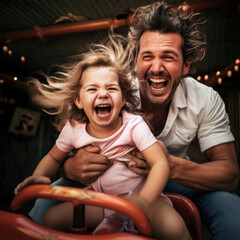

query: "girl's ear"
left=122, top=97, right=126, bottom=107
left=74, top=97, right=83, bottom=109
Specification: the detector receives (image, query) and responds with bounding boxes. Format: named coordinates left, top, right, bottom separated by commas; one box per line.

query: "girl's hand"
left=14, top=175, right=51, bottom=195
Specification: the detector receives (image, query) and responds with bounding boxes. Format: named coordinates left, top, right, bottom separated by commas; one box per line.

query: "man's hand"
left=128, top=149, right=150, bottom=176
left=128, top=140, right=171, bottom=176
left=63, top=145, right=113, bottom=185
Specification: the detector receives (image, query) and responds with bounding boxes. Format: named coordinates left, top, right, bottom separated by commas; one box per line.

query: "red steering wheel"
left=8, top=184, right=153, bottom=240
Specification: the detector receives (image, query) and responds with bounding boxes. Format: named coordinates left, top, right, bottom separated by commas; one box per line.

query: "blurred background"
left=0, top=0, right=239, bottom=218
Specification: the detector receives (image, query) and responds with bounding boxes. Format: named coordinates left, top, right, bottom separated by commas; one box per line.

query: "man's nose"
left=151, top=59, right=164, bottom=74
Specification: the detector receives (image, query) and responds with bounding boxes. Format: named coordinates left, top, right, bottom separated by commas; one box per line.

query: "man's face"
left=134, top=31, right=190, bottom=107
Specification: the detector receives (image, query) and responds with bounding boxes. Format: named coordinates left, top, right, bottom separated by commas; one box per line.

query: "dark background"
left=0, top=0, right=239, bottom=212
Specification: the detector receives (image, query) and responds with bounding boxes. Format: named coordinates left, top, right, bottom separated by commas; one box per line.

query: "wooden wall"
left=0, top=82, right=58, bottom=210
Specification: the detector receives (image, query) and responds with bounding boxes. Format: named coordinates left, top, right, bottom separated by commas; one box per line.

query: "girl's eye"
left=108, top=87, right=117, bottom=91
left=87, top=88, right=96, bottom=92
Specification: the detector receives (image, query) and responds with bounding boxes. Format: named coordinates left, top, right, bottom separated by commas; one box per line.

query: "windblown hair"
left=128, top=1, right=207, bottom=73
left=28, top=35, right=139, bottom=131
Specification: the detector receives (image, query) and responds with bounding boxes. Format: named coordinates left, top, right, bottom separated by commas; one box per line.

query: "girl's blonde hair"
left=28, top=34, right=139, bottom=131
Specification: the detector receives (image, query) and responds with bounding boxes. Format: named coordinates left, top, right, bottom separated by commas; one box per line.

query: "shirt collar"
left=171, top=78, right=187, bottom=110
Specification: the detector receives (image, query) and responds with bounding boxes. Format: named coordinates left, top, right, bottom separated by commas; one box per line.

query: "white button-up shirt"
left=136, top=77, right=234, bottom=159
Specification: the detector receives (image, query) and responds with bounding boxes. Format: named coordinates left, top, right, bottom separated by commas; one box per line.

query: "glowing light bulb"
left=235, top=59, right=240, bottom=65
left=3, top=46, right=8, bottom=52
left=13, top=76, right=18, bottom=81
left=197, top=76, right=201, bottom=81
left=20, top=56, right=25, bottom=62
left=227, top=70, right=232, bottom=77
left=234, top=65, right=239, bottom=72
left=216, top=71, right=220, bottom=76
left=204, top=75, right=209, bottom=81
left=217, top=78, right=222, bottom=84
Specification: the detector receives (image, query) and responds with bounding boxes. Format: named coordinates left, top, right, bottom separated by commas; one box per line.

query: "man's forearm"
left=169, top=155, right=239, bottom=191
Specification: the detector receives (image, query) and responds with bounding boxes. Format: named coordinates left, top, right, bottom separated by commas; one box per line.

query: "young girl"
left=14, top=35, right=191, bottom=240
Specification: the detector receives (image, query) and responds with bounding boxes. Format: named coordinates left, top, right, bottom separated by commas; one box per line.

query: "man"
left=29, top=2, right=239, bottom=239
left=63, top=2, right=240, bottom=239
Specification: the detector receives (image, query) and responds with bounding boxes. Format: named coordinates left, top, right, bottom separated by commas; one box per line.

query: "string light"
left=194, top=57, right=239, bottom=85
left=180, top=1, right=191, bottom=13
left=3, top=46, right=8, bottom=52
left=20, top=56, right=26, bottom=62
left=217, top=78, right=222, bottom=84
left=234, top=65, right=239, bottom=72
left=227, top=70, right=232, bottom=77
left=8, top=50, right=13, bottom=56
left=13, top=76, right=18, bottom=81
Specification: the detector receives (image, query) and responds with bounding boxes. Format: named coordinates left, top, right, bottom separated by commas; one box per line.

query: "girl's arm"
left=14, top=144, right=69, bottom=194
left=138, top=141, right=169, bottom=204
left=33, top=144, right=69, bottom=177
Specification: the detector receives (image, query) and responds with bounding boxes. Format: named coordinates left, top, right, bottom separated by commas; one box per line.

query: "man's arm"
left=169, top=142, right=239, bottom=191
left=63, top=145, right=112, bottom=185
left=129, top=141, right=239, bottom=192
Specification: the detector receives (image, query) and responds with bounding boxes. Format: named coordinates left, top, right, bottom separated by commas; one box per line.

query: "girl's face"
left=75, top=66, right=126, bottom=137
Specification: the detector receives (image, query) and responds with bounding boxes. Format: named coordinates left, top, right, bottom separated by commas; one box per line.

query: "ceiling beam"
left=1, top=0, right=239, bottom=43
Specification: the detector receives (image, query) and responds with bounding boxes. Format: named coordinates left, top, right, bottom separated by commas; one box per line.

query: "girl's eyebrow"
left=83, top=82, right=120, bottom=88
left=81, top=83, right=98, bottom=90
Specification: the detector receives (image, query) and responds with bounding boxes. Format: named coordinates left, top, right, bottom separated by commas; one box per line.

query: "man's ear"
left=183, top=60, right=191, bottom=75
left=74, top=97, right=83, bottom=109
left=133, top=57, right=138, bottom=73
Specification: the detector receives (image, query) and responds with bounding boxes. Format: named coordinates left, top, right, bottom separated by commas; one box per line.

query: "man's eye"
left=163, top=56, right=174, bottom=61
left=142, top=55, right=153, bottom=60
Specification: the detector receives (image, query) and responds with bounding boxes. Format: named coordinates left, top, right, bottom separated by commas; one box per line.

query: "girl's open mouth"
left=95, top=104, right=112, bottom=117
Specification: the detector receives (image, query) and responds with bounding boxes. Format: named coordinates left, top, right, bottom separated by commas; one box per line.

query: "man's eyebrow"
left=162, top=50, right=179, bottom=57
left=140, top=50, right=153, bottom=56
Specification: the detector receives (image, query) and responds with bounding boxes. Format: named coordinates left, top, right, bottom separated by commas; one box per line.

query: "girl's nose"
left=98, top=89, right=109, bottom=99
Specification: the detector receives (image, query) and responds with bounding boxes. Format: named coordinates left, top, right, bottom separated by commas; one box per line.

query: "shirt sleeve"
left=130, top=116, right=157, bottom=152
left=56, top=122, right=75, bottom=152
left=198, top=89, right=234, bottom=152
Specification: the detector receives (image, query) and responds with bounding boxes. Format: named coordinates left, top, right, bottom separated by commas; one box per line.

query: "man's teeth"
left=149, top=78, right=167, bottom=90
left=151, top=85, right=166, bottom=90
left=149, top=78, right=166, bottom=83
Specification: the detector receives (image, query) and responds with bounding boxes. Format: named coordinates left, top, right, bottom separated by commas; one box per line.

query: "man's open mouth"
left=95, top=104, right=112, bottom=116
left=149, top=78, right=168, bottom=91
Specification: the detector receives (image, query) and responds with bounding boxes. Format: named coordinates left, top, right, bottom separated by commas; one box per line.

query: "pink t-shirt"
left=56, top=111, right=156, bottom=158
left=56, top=111, right=171, bottom=204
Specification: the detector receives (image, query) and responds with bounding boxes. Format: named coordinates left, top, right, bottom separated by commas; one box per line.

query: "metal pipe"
left=1, top=0, right=238, bottom=43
